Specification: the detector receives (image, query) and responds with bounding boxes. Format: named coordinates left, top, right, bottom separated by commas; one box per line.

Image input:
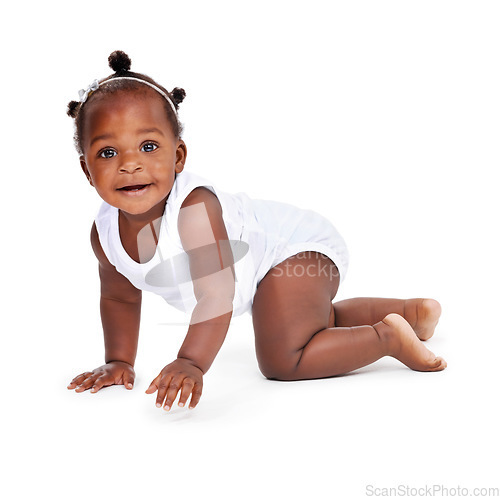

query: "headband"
left=78, top=77, right=177, bottom=115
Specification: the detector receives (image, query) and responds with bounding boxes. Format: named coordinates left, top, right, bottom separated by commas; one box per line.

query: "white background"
left=1, top=1, right=499, bottom=499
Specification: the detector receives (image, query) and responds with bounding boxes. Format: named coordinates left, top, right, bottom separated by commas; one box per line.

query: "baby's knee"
left=257, top=354, right=299, bottom=381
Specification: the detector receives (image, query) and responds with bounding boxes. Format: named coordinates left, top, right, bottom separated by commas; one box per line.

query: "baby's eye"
left=100, top=148, right=116, bottom=159
left=141, top=142, right=158, bottom=153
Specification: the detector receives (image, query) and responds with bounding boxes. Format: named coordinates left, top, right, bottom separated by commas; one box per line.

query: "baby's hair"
left=67, top=50, right=186, bottom=155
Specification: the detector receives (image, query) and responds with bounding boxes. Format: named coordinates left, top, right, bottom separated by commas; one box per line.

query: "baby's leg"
left=332, top=297, right=441, bottom=340
left=252, top=252, right=446, bottom=381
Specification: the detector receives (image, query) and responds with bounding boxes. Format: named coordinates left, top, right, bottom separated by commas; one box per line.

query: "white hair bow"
left=78, top=79, right=99, bottom=103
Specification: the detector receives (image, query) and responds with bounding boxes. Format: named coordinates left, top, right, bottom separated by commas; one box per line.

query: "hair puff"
left=171, top=87, right=186, bottom=106
left=67, top=100, right=80, bottom=118
left=108, top=50, right=132, bottom=73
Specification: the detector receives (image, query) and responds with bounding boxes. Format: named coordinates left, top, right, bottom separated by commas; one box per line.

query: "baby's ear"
left=175, top=139, right=187, bottom=173
left=80, top=156, right=94, bottom=186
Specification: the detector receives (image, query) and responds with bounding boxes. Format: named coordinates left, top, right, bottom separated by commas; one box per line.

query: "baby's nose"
left=119, top=151, right=143, bottom=173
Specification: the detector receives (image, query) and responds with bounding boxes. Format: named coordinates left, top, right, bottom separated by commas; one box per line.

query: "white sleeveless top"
left=94, top=170, right=349, bottom=317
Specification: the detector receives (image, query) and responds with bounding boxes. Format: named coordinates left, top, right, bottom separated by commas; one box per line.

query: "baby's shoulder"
left=180, top=186, right=220, bottom=209
left=177, top=186, right=227, bottom=249
left=90, top=221, right=113, bottom=270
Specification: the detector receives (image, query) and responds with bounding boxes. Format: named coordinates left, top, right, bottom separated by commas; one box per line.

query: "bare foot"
left=378, top=313, right=447, bottom=371
left=404, top=298, right=442, bottom=341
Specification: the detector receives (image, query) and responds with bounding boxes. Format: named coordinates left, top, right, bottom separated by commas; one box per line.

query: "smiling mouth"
left=117, top=184, right=151, bottom=191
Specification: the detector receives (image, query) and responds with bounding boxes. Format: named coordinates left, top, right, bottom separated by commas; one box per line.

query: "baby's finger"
left=67, top=372, right=92, bottom=388
left=90, top=375, right=112, bottom=393
left=188, top=383, right=203, bottom=409
left=123, top=371, right=135, bottom=390
left=156, top=374, right=174, bottom=408
left=162, top=377, right=183, bottom=411
left=177, top=379, right=195, bottom=408
left=75, top=374, right=98, bottom=392
left=145, top=373, right=162, bottom=394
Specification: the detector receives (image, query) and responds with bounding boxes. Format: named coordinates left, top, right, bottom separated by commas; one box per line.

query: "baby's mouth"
left=117, top=184, right=151, bottom=192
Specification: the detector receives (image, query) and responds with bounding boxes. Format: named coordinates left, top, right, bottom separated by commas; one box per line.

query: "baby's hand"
left=145, top=358, right=203, bottom=411
left=67, top=361, right=135, bottom=393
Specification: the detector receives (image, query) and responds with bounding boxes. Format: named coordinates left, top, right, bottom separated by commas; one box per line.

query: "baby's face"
left=80, top=90, right=186, bottom=217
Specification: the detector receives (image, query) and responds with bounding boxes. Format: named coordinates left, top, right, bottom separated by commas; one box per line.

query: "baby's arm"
left=145, top=187, right=235, bottom=410
left=67, top=222, right=142, bottom=393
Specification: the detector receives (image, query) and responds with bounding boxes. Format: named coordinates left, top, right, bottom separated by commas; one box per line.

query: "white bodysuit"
left=94, top=170, right=349, bottom=317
